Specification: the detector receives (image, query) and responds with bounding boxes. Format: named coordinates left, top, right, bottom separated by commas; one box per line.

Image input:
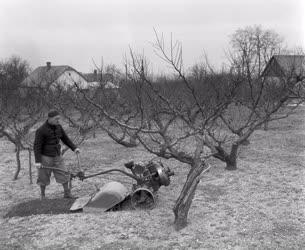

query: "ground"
left=0, top=107, right=305, bottom=249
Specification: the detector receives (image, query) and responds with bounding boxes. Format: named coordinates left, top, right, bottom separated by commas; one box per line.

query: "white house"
left=22, top=62, right=89, bottom=89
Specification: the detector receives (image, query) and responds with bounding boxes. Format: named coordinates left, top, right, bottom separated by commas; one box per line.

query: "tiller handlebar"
left=73, top=161, right=174, bottom=192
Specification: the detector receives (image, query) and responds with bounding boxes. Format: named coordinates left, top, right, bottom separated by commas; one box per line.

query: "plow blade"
left=85, top=181, right=129, bottom=212
left=70, top=181, right=129, bottom=212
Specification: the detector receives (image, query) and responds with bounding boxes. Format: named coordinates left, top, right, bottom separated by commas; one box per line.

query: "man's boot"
left=40, top=185, right=46, bottom=200
left=63, top=182, right=74, bottom=199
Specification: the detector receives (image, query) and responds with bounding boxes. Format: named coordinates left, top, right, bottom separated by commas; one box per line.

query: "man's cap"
left=48, top=109, right=60, bottom=118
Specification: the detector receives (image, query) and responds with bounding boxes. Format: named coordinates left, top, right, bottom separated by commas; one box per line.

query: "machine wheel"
left=131, top=188, right=155, bottom=210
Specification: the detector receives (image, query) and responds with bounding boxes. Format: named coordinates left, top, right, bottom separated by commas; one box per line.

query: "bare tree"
left=71, top=32, right=237, bottom=230
left=205, top=76, right=304, bottom=170
left=66, top=29, right=303, bottom=229
left=0, top=57, right=44, bottom=180
left=0, top=97, right=44, bottom=180
left=207, top=26, right=304, bottom=170
left=228, top=25, right=284, bottom=78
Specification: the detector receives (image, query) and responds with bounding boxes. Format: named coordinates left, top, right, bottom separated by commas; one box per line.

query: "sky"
left=0, top=0, right=304, bottom=74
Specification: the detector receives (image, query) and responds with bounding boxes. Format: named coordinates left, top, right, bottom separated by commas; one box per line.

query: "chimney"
left=46, top=62, right=51, bottom=70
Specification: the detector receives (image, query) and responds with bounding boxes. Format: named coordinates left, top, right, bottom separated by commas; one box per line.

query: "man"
left=34, top=109, right=80, bottom=199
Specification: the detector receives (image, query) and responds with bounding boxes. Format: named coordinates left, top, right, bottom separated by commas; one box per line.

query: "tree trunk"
left=225, top=143, right=238, bottom=171
left=129, top=133, right=138, bottom=146
left=28, top=149, right=33, bottom=184
left=225, top=157, right=237, bottom=170
left=263, top=121, right=269, bottom=131
left=240, top=139, right=250, bottom=146
left=173, top=161, right=206, bottom=230
left=93, top=127, right=96, bottom=138
left=214, top=144, right=238, bottom=171
left=13, top=146, right=21, bottom=180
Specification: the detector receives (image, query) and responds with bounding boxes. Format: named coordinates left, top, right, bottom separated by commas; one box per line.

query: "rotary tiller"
left=70, top=161, right=174, bottom=211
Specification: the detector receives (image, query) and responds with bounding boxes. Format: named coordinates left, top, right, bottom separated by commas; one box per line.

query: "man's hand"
left=35, top=163, right=42, bottom=168
left=74, top=148, right=80, bottom=154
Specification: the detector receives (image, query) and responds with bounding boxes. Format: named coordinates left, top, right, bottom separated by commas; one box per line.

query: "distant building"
left=82, top=70, right=119, bottom=89
left=22, top=62, right=120, bottom=92
left=22, top=62, right=89, bottom=89
left=262, top=55, right=305, bottom=82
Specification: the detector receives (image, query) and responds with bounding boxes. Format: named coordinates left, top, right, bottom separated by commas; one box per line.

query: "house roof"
left=262, top=55, right=305, bottom=78
left=22, top=65, right=84, bottom=87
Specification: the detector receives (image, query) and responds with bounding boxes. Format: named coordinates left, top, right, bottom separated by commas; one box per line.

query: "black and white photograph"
left=0, top=0, right=304, bottom=249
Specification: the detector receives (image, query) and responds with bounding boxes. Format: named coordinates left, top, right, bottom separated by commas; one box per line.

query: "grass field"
left=0, top=107, right=305, bottom=249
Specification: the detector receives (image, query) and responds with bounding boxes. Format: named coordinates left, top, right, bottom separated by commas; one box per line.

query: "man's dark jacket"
left=34, top=121, right=76, bottom=163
